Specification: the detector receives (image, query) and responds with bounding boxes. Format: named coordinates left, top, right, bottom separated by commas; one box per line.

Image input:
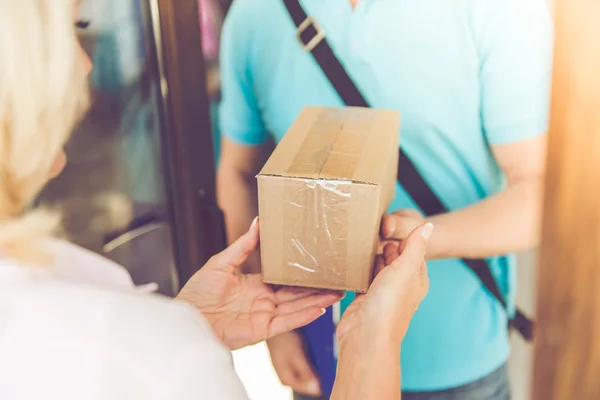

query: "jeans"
left=293, top=364, right=510, bottom=400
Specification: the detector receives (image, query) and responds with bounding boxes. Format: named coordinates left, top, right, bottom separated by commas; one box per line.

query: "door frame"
left=147, top=0, right=226, bottom=286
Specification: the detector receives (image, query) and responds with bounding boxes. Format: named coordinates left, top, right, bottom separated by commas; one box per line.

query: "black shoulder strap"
left=282, top=0, right=534, bottom=341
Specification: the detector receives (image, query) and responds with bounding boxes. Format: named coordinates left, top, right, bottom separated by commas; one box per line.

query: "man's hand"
left=177, top=218, right=343, bottom=350
left=380, top=209, right=431, bottom=256
left=267, top=331, right=322, bottom=397
left=381, top=209, right=425, bottom=241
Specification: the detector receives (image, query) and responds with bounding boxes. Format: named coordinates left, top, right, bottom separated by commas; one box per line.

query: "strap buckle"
left=296, top=16, right=325, bottom=52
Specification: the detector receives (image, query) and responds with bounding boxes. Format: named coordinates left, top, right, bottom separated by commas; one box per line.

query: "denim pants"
left=294, top=364, right=510, bottom=400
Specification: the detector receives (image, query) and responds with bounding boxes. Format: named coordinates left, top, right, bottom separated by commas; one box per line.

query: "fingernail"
left=421, top=223, right=434, bottom=241
left=384, top=217, right=396, bottom=238
left=306, top=380, right=321, bottom=395
left=250, top=216, right=258, bottom=229
left=320, top=308, right=326, bottom=315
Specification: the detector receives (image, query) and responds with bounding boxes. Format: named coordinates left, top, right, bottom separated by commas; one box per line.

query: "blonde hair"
left=0, top=0, right=89, bottom=264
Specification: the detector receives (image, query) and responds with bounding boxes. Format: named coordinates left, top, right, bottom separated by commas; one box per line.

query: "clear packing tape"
left=281, top=109, right=374, bottom=289
left=286, top=179, right=352, bottom=276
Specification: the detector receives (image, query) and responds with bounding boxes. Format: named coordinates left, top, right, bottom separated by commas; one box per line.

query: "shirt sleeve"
left=471, top=0, right=554, bottom=145
left=135, top=300, right=249, bottom=400
left=218, top=1, right=268, bottom=145
left=165, top=306, right=249, bottom=400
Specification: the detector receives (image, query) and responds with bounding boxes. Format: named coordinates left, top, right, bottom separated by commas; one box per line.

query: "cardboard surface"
left=257, top=107, right=399, bottom=292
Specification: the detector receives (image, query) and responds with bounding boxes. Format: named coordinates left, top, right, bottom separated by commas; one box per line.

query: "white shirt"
left=0, top=239, right=248, bottom=400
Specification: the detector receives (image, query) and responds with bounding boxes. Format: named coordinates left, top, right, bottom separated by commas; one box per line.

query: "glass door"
left=38, top=0, right=224, bottom=296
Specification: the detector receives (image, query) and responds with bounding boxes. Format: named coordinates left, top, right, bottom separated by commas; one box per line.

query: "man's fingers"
left=275, top=367, right=298, bottom=391
left=391, top=223, right=434, bottom=274
left=276, top=293, right=343, bottom=316
left=383, top=243, right=400, bottom=266
left=380, top=213, right=398, bottom=239
left=295, top=360, right=323, bottom=396
left=279, top=353, right=322, bottom=396
left=372, top=254, right=386, bottom=280
left=300, top=379, right=323, bottom=397
left=211, top=217, right=259, bottom=270
left=268, top=331, right=321, bottom=394
left=395, top=209, right=424, bottom=219
left=381, top=209, right=422, bottom=240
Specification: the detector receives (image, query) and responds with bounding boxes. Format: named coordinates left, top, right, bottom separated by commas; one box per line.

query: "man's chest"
left=249, top=0, right=482, bottom=144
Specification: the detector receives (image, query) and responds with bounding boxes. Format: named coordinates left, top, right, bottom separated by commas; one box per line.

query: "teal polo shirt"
left=219, top=0, right=553, bottom=391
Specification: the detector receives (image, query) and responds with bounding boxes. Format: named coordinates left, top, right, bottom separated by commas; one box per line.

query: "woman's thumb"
left=395, top=223, right=433, bottom=271
left=212, top=217, right=259, bottom=270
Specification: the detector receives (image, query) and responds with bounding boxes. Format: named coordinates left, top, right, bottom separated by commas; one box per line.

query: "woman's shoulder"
left=43, top=238, right=136, bottom=291
left=0, top=240, right=248, bottom=398
left=0, top=281, right=247, bottom=399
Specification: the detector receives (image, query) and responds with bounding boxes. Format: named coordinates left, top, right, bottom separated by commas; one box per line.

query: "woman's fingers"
left=398, top=224, right=433, bottom=271
left=274, top=287, right=340, bottom=303
left=276, top=292, right=343, bottom=316
left=210, top=217, right=259, bottom=271
left=267, top=293, right=341, bottom=339
left=390, top=223, right=433, bottom=275
left=268, top=307, right=327, bottom=339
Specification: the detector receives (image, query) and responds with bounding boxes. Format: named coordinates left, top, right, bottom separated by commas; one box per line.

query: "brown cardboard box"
left=257, top=107, right=399, bottom=292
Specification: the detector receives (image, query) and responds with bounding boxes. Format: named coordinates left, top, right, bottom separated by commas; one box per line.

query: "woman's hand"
left=337, top=223, right=431, bottom=344
left=332, top=224, right=432, bottom=400
left=177, top=218, right=343, bottom=350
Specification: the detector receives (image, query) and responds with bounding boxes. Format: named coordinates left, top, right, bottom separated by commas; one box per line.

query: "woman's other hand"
left=336, top=223, right=432, bottom=346
left=331, top=224, right=432, bottom=400
left=177, top=218, right=343, bottom=350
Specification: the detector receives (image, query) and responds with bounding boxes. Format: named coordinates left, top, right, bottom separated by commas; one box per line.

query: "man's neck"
left=349, top=0, right=361, bottom=10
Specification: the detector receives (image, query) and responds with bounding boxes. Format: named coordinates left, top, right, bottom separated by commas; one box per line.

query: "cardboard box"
left=257, top=107, right=400, bottom=292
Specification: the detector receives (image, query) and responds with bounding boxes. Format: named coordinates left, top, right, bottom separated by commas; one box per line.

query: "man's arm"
left=383, top=134, right=547, bottom=260
left=216, top=0, right=273, bottom=274
left=216, top=137, right=273, bottom=273
left=384, top=0, right=553, bottom=260
left=438, top=134, right=545, bottom=259
left=428, top=134, right=546, bottom=259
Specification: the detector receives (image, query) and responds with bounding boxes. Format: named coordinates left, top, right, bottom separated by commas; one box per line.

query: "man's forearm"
left=332, top=328, right=401, bottom=400
left=216, top=167, right=261, bottom=273
left=427, top=177, right=543, bottom=260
